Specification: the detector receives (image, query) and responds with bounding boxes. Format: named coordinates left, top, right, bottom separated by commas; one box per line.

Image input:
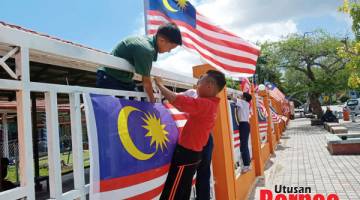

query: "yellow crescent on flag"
left=117, top=106, right=155, bottom=160
left=162, top=0, right=178, bottom=12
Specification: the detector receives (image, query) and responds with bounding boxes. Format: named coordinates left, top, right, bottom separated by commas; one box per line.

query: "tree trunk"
left=309, top=92, right=323, bottom=119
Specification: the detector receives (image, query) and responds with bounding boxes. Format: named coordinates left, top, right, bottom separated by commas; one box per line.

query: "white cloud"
left=232, top=20, right=298, bottom=42
left=154, top=47, right=204, bottom=76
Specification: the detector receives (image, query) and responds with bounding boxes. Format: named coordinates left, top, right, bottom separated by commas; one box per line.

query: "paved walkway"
left=250, top=118, right=360, bottom=200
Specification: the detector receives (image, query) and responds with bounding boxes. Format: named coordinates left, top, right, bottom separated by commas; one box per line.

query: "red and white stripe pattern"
left=257, top=99, right=268, bottom=118
left=266, top=84, right=285, bottom=102
left=259, top=121, right=268, bottom=144
left=271, top=109, right=281, bottom=124
left=270, top=90, right=285, bottom=102
left=147, top=10, right=260, bottom=77
left=240, top=77, right=251, bottom=93
left=232, top=129, right=240, bottom=149
left=257, top=99, right=268, bottom=144
left=164, top=103, right=188, bottom=134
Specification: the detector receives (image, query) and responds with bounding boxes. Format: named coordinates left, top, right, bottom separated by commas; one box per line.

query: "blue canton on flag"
left=148, top=0, right=196, bottom=27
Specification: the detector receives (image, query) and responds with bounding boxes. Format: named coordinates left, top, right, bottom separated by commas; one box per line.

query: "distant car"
left=346, top=98, right=360, bottom=116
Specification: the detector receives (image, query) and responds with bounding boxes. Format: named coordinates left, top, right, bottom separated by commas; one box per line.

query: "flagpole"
left=143, top=0, right=149, bottom=35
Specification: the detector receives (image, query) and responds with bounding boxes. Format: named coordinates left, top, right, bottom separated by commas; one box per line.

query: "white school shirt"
left=235, top=98, right=250, bottom=122
left=180, top=89, right=198, bottom=98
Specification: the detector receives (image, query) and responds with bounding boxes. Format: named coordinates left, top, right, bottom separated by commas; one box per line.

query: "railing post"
left=249, top=85, right=263, bottom=177
left=15, top=46, right=35, bottom=200
left=69, top=92, right=86, bottom=200
left=193, top=64, right=236, bottom=200
left=259, top=90, right=274, bottom=154
left=45, top=91, right=63, bottom=199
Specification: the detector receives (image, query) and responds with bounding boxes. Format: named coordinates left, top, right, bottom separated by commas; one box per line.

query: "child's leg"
left=239, top=122, right=251, bottom=166
left=160, top=145, right=201, bottom=200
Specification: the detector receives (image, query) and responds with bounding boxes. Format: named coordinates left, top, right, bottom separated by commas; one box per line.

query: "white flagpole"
left=143, top=0, right=149, bottom=35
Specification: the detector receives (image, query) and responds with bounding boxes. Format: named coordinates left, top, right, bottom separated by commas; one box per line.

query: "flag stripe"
left=148, top=28, right=256, bottom=73
left=98, top=173, right=168, bottom=199
left=148, top=11, right=260, bottom=55
left=146, top=9, right=259, bottom=75
left=181, top=32, right=257, bottom=64
left=126, top=184, right=165, bottom=200
left=100, top=164, right=170, bottom=192
left=147, top=20, right=258, bottom=60
left=171, top=114, right=188, bottom=120
left=183, top=38, right=255, bottom=73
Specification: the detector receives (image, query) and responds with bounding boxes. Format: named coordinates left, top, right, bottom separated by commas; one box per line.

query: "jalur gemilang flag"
left=84, top=94, right=187, bottom=199
left=146, top=0, right=260, bottom=77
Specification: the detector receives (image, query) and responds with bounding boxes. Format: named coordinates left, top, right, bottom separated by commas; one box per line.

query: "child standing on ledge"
left=154, top=70, right=226, bottom=200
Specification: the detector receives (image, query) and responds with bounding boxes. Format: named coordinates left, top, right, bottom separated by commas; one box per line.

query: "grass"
left=6, top=150, right=90, bottom=183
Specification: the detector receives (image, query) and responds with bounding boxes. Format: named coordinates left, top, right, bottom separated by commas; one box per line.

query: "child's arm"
left=154, top=77, right=177, bottom=103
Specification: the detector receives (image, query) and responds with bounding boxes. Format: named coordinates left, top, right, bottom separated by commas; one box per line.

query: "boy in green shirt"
left=97, top=23, right=182, bottom=103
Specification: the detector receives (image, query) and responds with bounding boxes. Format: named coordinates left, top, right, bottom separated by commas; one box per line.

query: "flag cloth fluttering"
left=239, top=77, right=251, bottom=93
left=257, top=99, right=268, bottom=144
left=146, top=0, right=260, bottom=77
left=265, top=82, right=286, bottom=102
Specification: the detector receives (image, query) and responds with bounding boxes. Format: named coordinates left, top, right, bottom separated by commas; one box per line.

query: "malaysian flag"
left=257, top=99, right=268, bottom=145
left=270, top=106, right=281, bottom=124
left=239, top=77, right=251, bottom=93
left=145, top=0, right=260, bottom=77
left=84, top=94, right=188, bottom=199
left=230, top=103, right=241, bottom=149
left=265, top=82, right=285, bottom=102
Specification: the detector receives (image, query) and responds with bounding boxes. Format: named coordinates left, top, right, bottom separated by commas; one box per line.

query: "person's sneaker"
left=241, top=166, right=251, bottom=173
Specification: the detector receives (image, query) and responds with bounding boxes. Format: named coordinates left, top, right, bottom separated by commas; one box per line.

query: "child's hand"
left=154, top=76, right=163, bottom=86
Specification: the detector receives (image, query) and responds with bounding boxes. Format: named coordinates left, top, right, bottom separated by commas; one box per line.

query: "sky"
left=0, top=0, right=352, bottom=76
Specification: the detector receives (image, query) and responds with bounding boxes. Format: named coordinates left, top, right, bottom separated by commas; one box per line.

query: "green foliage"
left=339, top=0, right=360, bottom=41
left=6, top=150, right=90, bottom=183
left=226, top=78, right=239, bottom=90
left=266, top=30, right=347, bottom=94
left=260, top=30, right=348, bottom=117
left=338, top=0, right=360, bottom=88
left=256, top=42, right=283, bottom=89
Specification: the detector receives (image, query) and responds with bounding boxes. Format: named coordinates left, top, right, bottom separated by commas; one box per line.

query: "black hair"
left=206, top=70, right=226, bottom=92
left=156, top=23, right=182, bottom=45
left=243, top=92, right=252, bottom=102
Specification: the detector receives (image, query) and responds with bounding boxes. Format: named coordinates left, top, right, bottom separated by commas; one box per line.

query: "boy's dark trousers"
left=96, top=70, right=137, bottom=91
left=195, top=135, right=214, bottom=200
left=239, top=122, right=251, bottom=166
left=160, top=144, right=202, bottom=200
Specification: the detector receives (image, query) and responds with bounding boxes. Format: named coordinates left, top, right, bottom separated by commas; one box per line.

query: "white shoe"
left=241, top=166, right=251, bottom=173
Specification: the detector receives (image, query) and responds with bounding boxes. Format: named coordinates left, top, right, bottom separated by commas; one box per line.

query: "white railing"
left=0, top=23, right=196, bottom=200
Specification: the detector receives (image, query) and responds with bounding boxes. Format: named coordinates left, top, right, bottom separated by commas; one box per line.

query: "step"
left=323, top=122, right=340, bottom=132
left=330, top=126, right=348, bottom=134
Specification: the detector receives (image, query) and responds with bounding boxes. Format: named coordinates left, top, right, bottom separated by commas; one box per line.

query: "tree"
left=256, top=42, right=283, bottom=90
left=338, top=0, right=360, bottom=88
left=226, top=78, right=239, bottom=90
left=273, top=30, right=348, bottom=118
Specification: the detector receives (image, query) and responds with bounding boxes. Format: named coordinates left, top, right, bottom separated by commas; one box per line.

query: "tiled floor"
left=250, top=118, right=360, bottom=200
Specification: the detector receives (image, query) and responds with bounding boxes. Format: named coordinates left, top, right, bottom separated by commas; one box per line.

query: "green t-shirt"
left=98, top=35, right=158, bottom=83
